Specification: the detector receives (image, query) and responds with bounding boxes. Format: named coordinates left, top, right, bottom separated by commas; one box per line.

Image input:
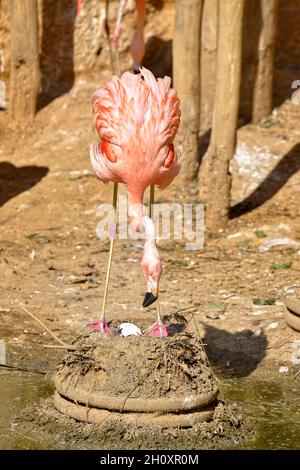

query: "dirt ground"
left=1, top=72, right=300, bottom=384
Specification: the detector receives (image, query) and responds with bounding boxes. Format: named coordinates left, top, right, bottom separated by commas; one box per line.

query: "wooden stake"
left=200, top=0, right=218, bottom=133
left=252, top=0, right=279, bottom=124
left=9, top=0, right=40, bottom=121
left=200, top=0, right=244, bottom=231
left=173, top=0, right=203, bottom=184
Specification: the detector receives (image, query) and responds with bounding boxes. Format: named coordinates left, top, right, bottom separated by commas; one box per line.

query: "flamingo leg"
left=131, top=0, right=146, bottom=73
left=105, top=0, right=121, bottom=76
left=150, top=298, right=168, bottom=339
left=112, top=0, right=145, bottom=74
left=88, top=182, right=118, bottom=334
left=148, top=185, right=168, bottom=339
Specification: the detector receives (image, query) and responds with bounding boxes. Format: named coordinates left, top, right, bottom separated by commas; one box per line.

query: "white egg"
left=117, top=323, right=142, bottom=337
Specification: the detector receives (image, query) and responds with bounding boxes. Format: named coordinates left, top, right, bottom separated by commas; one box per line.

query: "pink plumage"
left=90, top=67, right=181, bottom=204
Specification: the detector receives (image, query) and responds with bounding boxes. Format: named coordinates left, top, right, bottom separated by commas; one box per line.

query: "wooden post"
left=9, top=0, right=40, bottom=121
left=200, top=0, right=218, bottom=133
left=200, top=0, right=244, bottom=231
left=173, top=0, right=203, bottom=184
left=252, top=0, right=278, bottom=124
left=239, top=0, right=261, bottom=123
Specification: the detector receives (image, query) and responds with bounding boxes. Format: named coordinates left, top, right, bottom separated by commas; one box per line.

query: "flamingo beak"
left=142, top=278, right=158, bottom=307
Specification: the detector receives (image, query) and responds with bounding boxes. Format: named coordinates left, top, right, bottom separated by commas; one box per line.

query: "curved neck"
left=142, top=216, right=156, bottom=243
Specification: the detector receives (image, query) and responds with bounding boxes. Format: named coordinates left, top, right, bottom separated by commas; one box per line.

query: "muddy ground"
left=14, top=397, right=250, bottom=450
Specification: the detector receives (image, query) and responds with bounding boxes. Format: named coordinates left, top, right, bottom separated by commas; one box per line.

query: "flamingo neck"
left=127, top=188, right=157, bottom=245
left=127, top=187, right=144, bottom=232
left=142, top=216, right=156, bottom=243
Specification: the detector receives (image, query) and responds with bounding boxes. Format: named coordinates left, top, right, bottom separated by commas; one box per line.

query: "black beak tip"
left=143, top=292, right=158, bottom=308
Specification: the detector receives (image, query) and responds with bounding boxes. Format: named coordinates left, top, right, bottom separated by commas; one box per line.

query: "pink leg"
left=89, top=187, right=118, bottom=336
left=87, top=317, right=112, bottom=334
left=150, top=319, right=168, bottom=339
left=149, top=287, right=168, bottom=339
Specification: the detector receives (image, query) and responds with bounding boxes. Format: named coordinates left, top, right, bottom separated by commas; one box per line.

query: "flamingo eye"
left=101, top=141, right=117, bottom=163
left=164, top=143, right=175, bottom=169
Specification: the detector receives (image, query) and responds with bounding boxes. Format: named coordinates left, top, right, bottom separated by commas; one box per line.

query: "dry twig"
left=19, top=305, right=74, bottom=350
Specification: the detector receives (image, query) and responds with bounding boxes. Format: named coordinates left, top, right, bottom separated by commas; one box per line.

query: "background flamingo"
left=112, top=0, right=146, bottom=73
left=76, top=0, right=146, bottom=74
left=89, top=67, right=181, bottom=338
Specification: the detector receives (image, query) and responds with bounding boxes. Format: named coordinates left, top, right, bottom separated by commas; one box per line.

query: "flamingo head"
left=141, top=241, right=162, bottom=307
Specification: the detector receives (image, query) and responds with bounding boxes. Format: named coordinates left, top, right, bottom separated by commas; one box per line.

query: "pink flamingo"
left=112, top=0, right=146, bottom=73
left=77, top=1, right=146, bottom=74
left=76, top=0, right=84, bottom=15
left=89, top=67, right=181, bottom=338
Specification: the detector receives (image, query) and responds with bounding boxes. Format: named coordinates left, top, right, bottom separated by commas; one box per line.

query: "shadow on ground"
left=38, top=0, right=76, bottom=110
left=203, top=324, right=268, bottom=378
left=230, top=143, right=300, bottom=218
left=0, top=162, right=49, bottom=207
left=143, top=37, right=172, bottom=79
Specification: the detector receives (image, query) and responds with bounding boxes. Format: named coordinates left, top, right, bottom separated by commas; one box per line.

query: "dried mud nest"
left=53, top=328, right=219, bottom=429
left=14, top=324, right=253, bottom=449
left=284, top=297, right=300, bottom=332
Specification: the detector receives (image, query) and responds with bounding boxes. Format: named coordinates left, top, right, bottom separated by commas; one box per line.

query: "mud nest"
left=284, top=297, right=300, bottom=332
left=14, top=326, right=253, bottom=449
left=53, top=328, right=220, bottom=429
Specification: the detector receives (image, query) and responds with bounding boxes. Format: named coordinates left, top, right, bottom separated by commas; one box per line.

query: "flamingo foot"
left=87, top=319, right=112, bottom=334
left=150, top=321, right=168, bottom=339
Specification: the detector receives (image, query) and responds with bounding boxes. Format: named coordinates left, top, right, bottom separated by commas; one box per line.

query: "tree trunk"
left=239, top=0, right=261, bottom=123
left=199, top=0, right=244, bottom=231
left=173, top=0, right=203, bottom=184
left=200, top=0, right=218, bottom=133
left=9, top=0, right=40, bottom=121
left=252, top=0, right=278, bottom=124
